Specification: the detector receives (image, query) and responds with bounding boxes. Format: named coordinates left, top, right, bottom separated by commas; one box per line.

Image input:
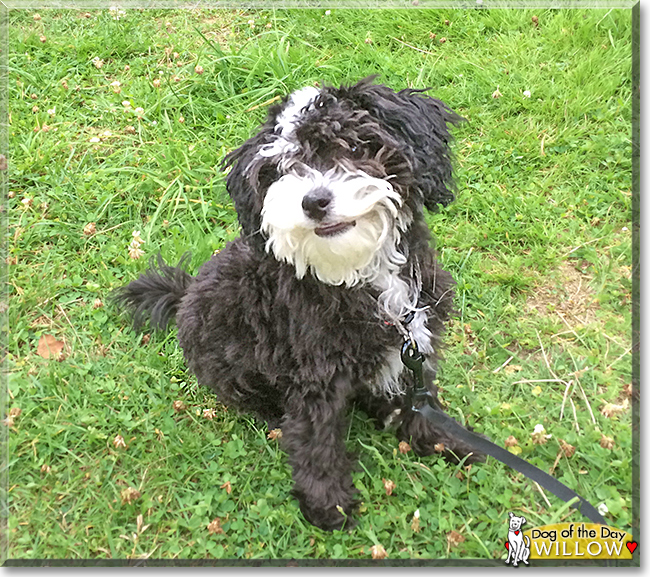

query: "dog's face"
left=508, top=512, right=527, bottom=531
left=224, top=77, right=460, bottom=286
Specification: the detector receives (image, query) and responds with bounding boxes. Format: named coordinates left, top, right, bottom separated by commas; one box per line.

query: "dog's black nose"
left=302, top=187, right=332, bottom=221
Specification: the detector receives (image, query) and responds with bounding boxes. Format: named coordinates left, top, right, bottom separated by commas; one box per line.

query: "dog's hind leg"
left=397, top=402, right=486, bottom=464
left=357, top=368, right=485, bottom=464
left=396, top=365, right=485, bottom=464
left=353, top=390, right=403, bottom=429
left=281, top=374, right=357, bottom=531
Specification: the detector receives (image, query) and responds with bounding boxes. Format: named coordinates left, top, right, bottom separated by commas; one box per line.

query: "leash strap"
left=400, top=341, right=607, bottom=526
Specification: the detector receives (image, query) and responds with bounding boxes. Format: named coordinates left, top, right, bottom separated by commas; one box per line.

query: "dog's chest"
left=370, top=269, right=434, bottom=396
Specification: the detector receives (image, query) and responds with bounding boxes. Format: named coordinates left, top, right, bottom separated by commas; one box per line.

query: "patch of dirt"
left=526, top=262, right=598, bottom=325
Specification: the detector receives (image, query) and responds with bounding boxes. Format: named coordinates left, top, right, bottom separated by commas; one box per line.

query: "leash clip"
left=401, top=339, right=436, bottom=412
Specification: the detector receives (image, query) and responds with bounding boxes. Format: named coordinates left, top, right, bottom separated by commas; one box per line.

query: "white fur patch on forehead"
left=258, top=86, right=320, bottom=159
left=275, top=86, right=320, bottom=136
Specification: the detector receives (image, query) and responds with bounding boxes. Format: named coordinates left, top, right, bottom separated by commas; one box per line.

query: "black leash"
left=400, top=339, right=607, bottom=526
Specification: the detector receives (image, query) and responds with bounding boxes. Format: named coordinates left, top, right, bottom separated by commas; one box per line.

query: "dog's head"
left=223, top=76, right=461, bottom=286
left=508, top=512, right=527, bottom=531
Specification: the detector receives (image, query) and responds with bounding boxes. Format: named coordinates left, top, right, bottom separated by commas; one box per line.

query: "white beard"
left=261, top=166, right=411, bottom=287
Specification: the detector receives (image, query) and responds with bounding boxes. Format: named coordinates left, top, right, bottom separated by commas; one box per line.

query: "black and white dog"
left=117, top=77, right=483, bottom=531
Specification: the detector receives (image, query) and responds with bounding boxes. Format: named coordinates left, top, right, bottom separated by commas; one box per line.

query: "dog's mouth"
left=314, top=221, right=356, bottom=237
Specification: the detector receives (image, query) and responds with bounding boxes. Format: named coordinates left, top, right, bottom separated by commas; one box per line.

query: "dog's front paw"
left=293, top=483, right=358, bottom=531
left=300, top=501, right=357, bottom=531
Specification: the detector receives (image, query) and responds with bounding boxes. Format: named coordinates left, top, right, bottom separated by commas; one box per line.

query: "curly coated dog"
left=116, top=77, right=483, bottom=530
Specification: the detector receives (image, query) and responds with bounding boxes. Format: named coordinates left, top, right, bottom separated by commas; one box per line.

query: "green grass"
left=4, top=7, right=634, bottom=562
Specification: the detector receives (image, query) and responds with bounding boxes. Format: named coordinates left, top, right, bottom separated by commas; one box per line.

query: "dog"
left=116, top=77, right=484, bottom=531
left=505, top=512, right=531, bottom=566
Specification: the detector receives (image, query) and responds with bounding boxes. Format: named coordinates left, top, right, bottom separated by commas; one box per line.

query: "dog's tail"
left=113, top=252, right=193, bottom=331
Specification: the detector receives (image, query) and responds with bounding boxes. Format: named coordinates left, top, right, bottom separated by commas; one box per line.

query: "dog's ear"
left=222, top=126, right=276, bottom=241
left=344, top=77, right=463, bottom=211
left=509, top=512, right=514, bottom=518
left=521, top=517, right=527, bottom=525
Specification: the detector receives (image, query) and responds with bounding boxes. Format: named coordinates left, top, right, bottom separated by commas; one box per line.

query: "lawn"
left=3, top=6, right=636, bottom=563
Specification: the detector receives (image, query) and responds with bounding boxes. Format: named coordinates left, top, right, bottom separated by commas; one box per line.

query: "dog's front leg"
left=282, top=374, right=356, bottom=531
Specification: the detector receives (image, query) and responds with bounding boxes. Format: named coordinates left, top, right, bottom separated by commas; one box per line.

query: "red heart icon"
left=626, top=541, right=638, bottom=554
left=515, top=530, right=520, bottom=535
left=505, top=542, right=509, bottom=550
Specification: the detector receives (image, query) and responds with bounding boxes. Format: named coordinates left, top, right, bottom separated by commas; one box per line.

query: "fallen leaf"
left=83, top=222, right=96, bottom=236
left=370, top=544, right=388, bottom=559
left=267, top=428, right=282, bottom=440
left=172, top=400, right=186, bottom=412
left=447, top=530, right=465, bottom=548
left=136, top=513, right=150, bottom=535
left=2, top=408, right=21, bottom=427
left=382, top=478, right=396, bottom=496
left=207, top=518, right=224, bottom=535
left=120, top=487, right=141, bottom=505
left=559, top=439, right=575, bottom=457
left=113, top=434, right=126, bottom=449
left=202, top=408, right=216, bottom=420
left=434, top=442, right=445, bottom=453
left=601, top=400, right=629, bottom=418
left=36, top=334, right=64, bottom=359
left=398, top=441, right=411, bottom=454
left=504, top=435, right=518, bottom=447
left=599, top=434, right=615, bottom=449
left=531, top=385, right=542, bottom=396
left=220, top=481, right=232, bottom=494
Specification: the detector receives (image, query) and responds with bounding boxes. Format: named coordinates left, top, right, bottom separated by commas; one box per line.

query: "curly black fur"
left=113, top=252, right=193, bottom=331
left=117, top=78, right=483, bottom=531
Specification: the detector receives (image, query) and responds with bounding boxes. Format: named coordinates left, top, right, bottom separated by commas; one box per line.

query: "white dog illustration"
left=505, top=512, right=530, bottom=566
